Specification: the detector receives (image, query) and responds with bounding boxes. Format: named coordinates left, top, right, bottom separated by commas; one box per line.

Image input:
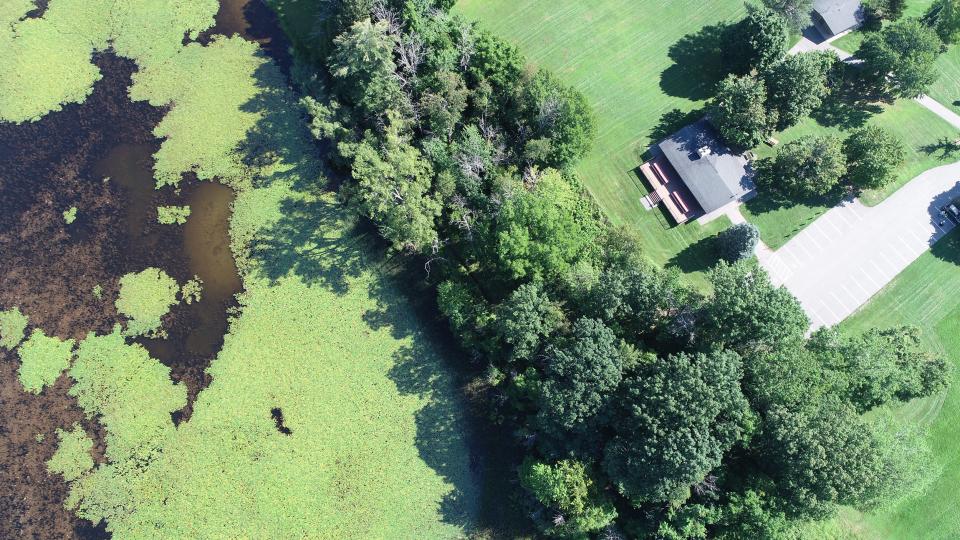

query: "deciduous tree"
left=844, top=125, right=906, bottom=190
left=858, top=19, right=943, bottom=98
left=710, top=74, right=774, bottom=149
left=603, top=350, right=752, bottom=504
left=763, top=135, right=847, bottom=197
left=763, top=51, right=838, bottom=129
left=762, top=0, right=815, bottom=32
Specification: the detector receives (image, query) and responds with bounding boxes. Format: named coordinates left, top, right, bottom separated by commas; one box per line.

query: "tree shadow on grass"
left=921, top=137, right=960, bottom=160
left=387, top=337, right=481, bottom=534
left=810, top=68, right=885, bottom=129
left=649, top=107, right=705, bottom=144
left=248, top=196, right=370, bottom=294
left=666, top=232, right=721, bottom=274
left=660, top=23, right=732, bottom=101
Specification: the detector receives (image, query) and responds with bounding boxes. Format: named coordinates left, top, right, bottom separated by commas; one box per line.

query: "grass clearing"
left=743, top=99, right=958, bottom=248
left=455, top=0, right=747, bottom=287
left=836, top=231, right=960, bottom=539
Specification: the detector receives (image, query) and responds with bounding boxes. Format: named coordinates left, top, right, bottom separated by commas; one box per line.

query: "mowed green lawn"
left=743, top=99, right=958, bottom=248
left=455, top=0, right=749, bottom=284
left=836, top=231, right=960, bottom=539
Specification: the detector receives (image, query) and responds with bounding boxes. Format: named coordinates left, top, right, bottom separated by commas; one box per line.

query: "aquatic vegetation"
left=47, top=424, right=94, bottom=482
left=157, top=205, right=191, bottom=224
left=180, top=277, right=203, bottom=304
left=0, top=307, right=29, bottom=350
left=115, top=268, right=180, bottom=337
left=7, top=14, right=477, bottom=536
left=17, top=328, right=75, bottom=393
left=0, top=0, right=218, bottom=123
left=62, top=206, right=77, bottom=224
left=130, top=36, right=274, bottom=187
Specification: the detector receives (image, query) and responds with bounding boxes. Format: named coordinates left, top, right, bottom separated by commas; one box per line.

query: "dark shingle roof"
left=656, top=120, right=755, bottom=214
left=813, top=0, right=862, bottom=36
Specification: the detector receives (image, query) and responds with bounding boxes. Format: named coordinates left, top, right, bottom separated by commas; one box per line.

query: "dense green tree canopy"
left=710, top=74, right=773, bottom=149
left=858, top=18, right=943, bottom=98
left=843, top=125, right=907, bottom=190
left=519, top=458, right=617, bottom=536
left=703, top=260, right=809, bottom=351
left=925, top=0, right=960, bottom=44
left=762, top=0, right=814, bottom=32
left=493, top=169, right=597, bottom=282
left=603, top=350, right=752, bottom=504
left=763, top=51, right=838, bottom=130
left=347, top=117, right=442, bottom=252
left=534, top=318, right=623, bottom=442
left=514, top=70, right=597, bottom=168
left=725, top=4, right=790, bottom=74
left=763, top=134, right=848, bottom=197
left=495, top=282, right=566, bottom=364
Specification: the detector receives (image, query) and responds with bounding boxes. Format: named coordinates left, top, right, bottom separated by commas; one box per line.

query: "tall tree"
left=710, top=74, right=774, bottom=149
left=347, top=115, right=442, bottom=252
left=762, top=0, right=815, bottom=32
left=925, top=0, right=960, bottom=44
left=603, top=350, right=753, bottom=504
left=764, top=398, right=937, bottom=519
left=495, top=282, right=566, bottom=364
left=725, top=4, right=790, bottom=74
left=717, top=222, right=760, bottom=262
left=763, top=51, right=838, bottom=130
left=519, top=458, right=618, bottom=536
left=858, top=18, right=943, bottom=98
left=843, top=125, right=906, bottom=190
left=515, top=70, right=597, bottom=168
left=493, top=169, right=598, bottom=283
left=762, top=134, right=847, bottom=197
left=703, top=259, right=809, bottom=351
left=533, top=318, right=623, bottom=448
left=329, top=18, right=406, bottom=118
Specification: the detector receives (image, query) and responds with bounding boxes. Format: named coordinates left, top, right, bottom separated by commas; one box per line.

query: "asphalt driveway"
left=757, top=163, right=960, bottom=330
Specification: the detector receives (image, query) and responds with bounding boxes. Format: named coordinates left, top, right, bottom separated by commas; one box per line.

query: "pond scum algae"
left=0, top=1, right=479, bottom=537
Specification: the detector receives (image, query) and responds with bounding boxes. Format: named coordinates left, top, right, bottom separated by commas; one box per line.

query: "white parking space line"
left=756, top=161, right=960, bottom=332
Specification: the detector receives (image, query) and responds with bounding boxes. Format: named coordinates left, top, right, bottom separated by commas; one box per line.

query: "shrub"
left=718, top=223, right=760, bottom=262
left=63, top=206, right=78, bottom=224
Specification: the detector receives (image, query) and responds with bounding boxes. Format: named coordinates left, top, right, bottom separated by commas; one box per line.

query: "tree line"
left=292, top=1, right=952, bottom=537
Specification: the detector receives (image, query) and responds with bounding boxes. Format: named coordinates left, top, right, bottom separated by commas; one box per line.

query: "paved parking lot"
left=757, top=163, right=960, bottom=330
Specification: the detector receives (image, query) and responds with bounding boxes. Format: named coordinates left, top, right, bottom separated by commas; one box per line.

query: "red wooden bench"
left=652, top=161, right=670, bottom=184
left=670, top=191, right=690, bottom=214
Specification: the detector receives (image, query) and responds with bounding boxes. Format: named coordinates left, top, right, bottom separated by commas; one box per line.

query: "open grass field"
left=836, top=231, right=960, bottom=539
left=455, top=0, right=747, bottom=285
left=743, top=99, right=958, bottom=248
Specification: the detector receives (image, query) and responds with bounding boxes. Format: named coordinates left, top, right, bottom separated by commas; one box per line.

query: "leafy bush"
left=17, top=328, right=74, bottom=393
left=718, top=222, right=760, bottom=262
left=115, top=268, right=180, bottom=336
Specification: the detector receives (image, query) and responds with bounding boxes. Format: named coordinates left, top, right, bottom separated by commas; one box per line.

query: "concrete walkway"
left=917, top=94, right=960, bottom=130
left=757, top=164, right=960, bottom=330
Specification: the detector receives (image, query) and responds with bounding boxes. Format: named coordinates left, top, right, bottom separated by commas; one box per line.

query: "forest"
left=293, top=0, right=953, bottom=537
left=0, top=0, right=957, bottom=538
